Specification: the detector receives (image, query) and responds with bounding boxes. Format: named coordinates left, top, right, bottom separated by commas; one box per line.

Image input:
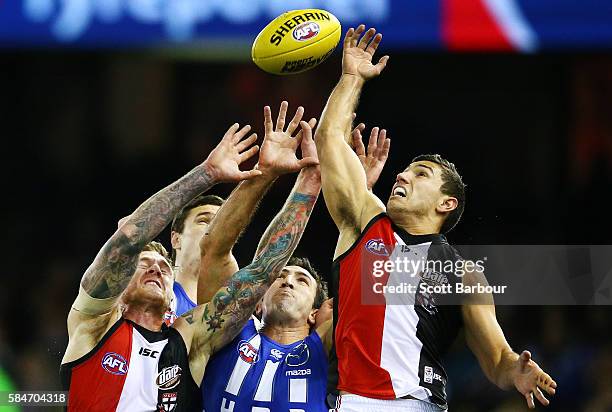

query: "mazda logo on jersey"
left=365, top=239, right=389, bottom=256
left=156, top=365, right=182, bottom=390
left=237, top=340, right=259, bottom=364
left=101, top=352, right=129, bottom=375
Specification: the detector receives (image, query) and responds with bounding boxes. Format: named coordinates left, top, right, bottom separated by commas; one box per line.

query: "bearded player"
left=315, top=25, right=557, bottom=411
left=61, top=118, right=319, bottom=411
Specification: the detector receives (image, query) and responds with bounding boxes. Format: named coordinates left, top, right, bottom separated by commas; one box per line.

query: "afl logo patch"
left=101, top=352, right=129, bottom=375
left=292, top=22, right=320, bottom=41
left=237, top=341, right=259, bottom=364
left=156, top=365, right=182, bottom=390
left=365, top=239, right=389, bottom=256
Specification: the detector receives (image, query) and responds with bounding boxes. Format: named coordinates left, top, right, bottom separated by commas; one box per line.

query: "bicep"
left=317, top=130, right=384, bottom=232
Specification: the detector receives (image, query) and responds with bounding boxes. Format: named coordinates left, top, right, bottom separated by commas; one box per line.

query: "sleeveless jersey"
left=201, top=319, right=328, bottom=412
left=327, top=214, right=463, bottom=409
left=60, top=318, right=201, bottom=412
left=173, top=282, right=196, bottom=317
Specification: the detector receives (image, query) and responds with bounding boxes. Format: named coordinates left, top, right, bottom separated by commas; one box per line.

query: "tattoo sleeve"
left=186, top=189, right=317, bottom=352
left=81, top=164, right=216, bottom=299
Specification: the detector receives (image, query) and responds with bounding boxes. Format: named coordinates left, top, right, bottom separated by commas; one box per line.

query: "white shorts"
left=334, top=394, right=445, bottom=412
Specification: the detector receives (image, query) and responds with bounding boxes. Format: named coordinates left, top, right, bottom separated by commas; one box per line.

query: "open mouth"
left=392, top=186, right=407, bottom=197
left=144, top=279, right=162, bottom=290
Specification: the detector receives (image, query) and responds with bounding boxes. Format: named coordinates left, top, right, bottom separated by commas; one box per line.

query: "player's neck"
left=394, top=214, right=441, bottom=235
left=260, top=322, right=310, bottom=345
left=173, top=252, right=199, bottom=303
left=122, top=305, right=165, bottom=332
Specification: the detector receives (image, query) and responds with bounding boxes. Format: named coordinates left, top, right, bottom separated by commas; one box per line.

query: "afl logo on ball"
left=156, top=365, right=182, bottom=390
left=101, top=352, right=129, bottom=375
left=365, top=239, right=389, bottom=256
left=292, top=22, right=320, bottom=41
left=238, top=341, right=259, bottom=364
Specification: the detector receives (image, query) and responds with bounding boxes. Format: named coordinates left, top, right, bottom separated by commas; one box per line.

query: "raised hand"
left=342, top=25, right=389, bottom=81
left=351, top=119, right=390, bottom=190
left=204, top=123, right=262, bottom=183
left=258, top=101, right=319, bottom=176
left=513, top=351, right=557, bottom=409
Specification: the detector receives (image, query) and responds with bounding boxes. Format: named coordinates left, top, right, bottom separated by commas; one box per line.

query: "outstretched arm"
left=72, top=123, right=260, bottom=315
left=198, top=102, right=317, bottom=304
left=462, top=270, right=557, bottom=409
left=315, top=25, right=389, bottom=258
left=177, top=121, right=320, bottom=383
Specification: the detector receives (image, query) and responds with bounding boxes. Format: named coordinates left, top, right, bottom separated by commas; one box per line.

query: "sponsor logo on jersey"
left=292, top=22, right=320, bottom=41
left=101, top=352, right=129, bottom=375
left=156, top=365, right=182, bottom=390
left=286, top=342, right=310, bottom=367
left=365, top=238, right=389, bottom=256
left=160, top=392, right=177, bottom=411
left=270, top=349, right=285, bottom=361
left=237, top=340, right=259, bottom=364
left=286, top=368, right=312, bottom=376
left=424, top=366, right=444, bottom=384
left=139, top=347, right=159, bottom=358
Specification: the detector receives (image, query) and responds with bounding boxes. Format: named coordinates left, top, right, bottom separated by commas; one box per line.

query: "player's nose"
left=147, top=264, right=162, bottom=276
left=396, top=172, right=409, bottom=184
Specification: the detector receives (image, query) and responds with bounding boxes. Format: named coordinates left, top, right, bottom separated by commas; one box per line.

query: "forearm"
left=198, top=173, right=276, bottom=304
left=491, top=349, right=520, bottom=390
left=82, top=163, right=217, bottom=298
left=255, top=167, right=320, bottom=257
left=202, top=173, right=276, bottom=257
left=317, top=74, right=364, bottom=141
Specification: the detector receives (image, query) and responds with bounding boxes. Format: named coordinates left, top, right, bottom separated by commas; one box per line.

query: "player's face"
left=387, top=161, right=448, bottom=220
left=172, top=204, right=220, bottom=262
left=261, top=266, right=318, bottom=325
left=122, top=251, right=174, bottom=309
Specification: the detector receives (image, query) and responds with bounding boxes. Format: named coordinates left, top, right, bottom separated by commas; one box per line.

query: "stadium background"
left=1, top=1, right=611, bottom=411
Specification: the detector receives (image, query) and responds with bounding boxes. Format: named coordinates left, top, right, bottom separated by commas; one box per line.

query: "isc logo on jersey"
left=292, top=22, right=320, bottom=41
left=156, top=365, right=182, bottom=390
left=101, top=352, right=129, bottom=375
left=238, top=341, right=259, bottom=364
left=365, top=239, right=389, bottom=256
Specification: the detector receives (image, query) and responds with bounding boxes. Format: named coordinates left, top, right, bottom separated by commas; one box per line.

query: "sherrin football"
left=252, top=9, right=341, bottom=75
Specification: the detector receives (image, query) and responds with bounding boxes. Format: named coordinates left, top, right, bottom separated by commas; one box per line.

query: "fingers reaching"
left=352, top=124, right=366, bottom=156
left=235, top=133, right=258, bottom=153
left=358, top=28, right=376, bottom=50
left=524, top=391, right=535, bottom=409
left=276, top=101, right=289, bottom=132
left=286, top=106, right=304, bottom=136
left=534, top=387, right=549, bottom=406
left=263, top=106, right=273, bottom=135
left=366, top=33, right=383, bottom=55
left=238, top=145, right=260, bottom=164
left=232, top=124, right=252, bottom=143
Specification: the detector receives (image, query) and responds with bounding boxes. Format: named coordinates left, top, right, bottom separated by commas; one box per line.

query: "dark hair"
left=411, top=154, right=466, bottom=233
left=142, top=241, right=173, bottom=267
left=171, top=194, right=225, bottom=234
left=287, top=256, right=328, bottom=309
left=170, top=195, right=224, bottom=260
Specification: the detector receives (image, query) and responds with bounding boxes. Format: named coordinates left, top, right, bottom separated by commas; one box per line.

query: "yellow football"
left=251, top=9, right=341, bottom=75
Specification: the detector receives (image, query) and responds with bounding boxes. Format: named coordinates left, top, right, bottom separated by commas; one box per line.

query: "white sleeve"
left=71, top=285, right=117, bottom=315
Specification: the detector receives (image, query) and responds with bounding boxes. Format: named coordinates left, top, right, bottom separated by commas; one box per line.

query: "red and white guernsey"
left=327, top=214, right=463, bottom=409
left=60, top=318, right=200, bottom=412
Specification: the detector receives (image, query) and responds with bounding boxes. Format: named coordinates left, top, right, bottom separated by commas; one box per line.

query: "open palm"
left=258, top=101, right=318, bottom=176
left=342, top=25, right=389, bottom=80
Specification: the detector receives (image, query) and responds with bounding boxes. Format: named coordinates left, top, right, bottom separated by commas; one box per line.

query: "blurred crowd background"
left=2, top=1, right=612, bottom=411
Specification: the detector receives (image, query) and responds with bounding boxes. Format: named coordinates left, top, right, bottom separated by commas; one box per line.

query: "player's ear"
left=170, top=231, right=181, bottom=250
left=255, top=301, right=263, bottom=318
left=436, top=196, right=457, bottom=214
left=308, top=308, right=318, bottom=327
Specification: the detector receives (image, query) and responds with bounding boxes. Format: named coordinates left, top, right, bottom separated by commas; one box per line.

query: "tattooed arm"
left=177, top=121, right=321, bottom=384
left=198, top=102, right=317, bottom=304
left=64, top=124, right=261, bottom=359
